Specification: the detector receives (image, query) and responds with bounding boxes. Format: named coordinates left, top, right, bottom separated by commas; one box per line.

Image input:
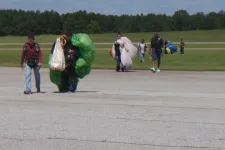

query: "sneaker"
left=151, top=67, right=156, bottom=72
left=24, top=90, right=31, bottom=94
left=156, top=68, right=160, bottom=72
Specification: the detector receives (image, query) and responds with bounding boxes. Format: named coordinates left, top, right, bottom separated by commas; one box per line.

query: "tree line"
left=0, top=9, right=225, bottom=36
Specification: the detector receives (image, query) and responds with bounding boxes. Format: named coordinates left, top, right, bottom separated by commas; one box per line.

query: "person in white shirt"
left=138, top=39, right=147, bottom=63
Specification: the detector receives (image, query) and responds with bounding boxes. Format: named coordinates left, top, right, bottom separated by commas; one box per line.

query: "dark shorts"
left=152, top=49, right=161, bottom=61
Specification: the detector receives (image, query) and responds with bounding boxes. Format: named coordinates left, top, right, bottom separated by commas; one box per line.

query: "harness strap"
left=23, top=43, right=40, bottom=64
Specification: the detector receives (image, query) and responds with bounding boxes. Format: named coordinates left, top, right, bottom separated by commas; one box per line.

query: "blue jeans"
left=139, top=51, right=145, bottom=63
left=25, top=63, right=40, bottom=91
left=180, top=47, right=184, bottom=54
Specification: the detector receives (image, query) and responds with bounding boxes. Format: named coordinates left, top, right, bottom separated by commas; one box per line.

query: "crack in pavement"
left=65, top=114, right=225, bottom=126
left=1, top=99, right=225, bottom=111
left=0, top=137, right=219, bottom=149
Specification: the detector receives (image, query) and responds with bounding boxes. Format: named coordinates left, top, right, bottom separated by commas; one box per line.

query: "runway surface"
left=0, top=67, right=225, bottom=150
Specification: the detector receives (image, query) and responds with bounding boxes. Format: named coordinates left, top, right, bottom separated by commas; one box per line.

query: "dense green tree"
left=0, top=9, right=225, bottom=36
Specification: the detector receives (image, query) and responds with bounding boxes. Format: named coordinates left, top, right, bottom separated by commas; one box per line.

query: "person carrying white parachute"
left=111, top=32, right=138, bottom=72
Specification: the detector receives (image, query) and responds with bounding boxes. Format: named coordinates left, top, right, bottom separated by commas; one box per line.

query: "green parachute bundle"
left=49, top=33, right=96, bottom=86
left=71, top=34, right=96, bottom=65
left=71, top=34, right=96, bottom=79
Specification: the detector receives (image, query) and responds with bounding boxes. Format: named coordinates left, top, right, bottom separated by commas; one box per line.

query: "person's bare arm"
left=144, top=44, right=147, bottom=52
left=149, top=43, right=152, bottom=55
left=160, top=39, right=165, bottom=54
left=149, top=39, right=152, bottom=53
left=163, top=44, right=166, bottom=54
left=38, top=45, right=43, bottom=68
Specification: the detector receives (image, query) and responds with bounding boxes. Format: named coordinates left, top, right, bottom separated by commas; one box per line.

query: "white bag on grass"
left=49, top=37, right=65, bottom=71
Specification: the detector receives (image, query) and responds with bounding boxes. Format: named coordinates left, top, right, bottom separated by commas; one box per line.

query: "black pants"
left=116, top=56, right=121, bottom=71
left=59, top=65, right=79, bottom=92
left=152, top=49, right=162, bottom=68
left=180, top=47, right=184, bottom=54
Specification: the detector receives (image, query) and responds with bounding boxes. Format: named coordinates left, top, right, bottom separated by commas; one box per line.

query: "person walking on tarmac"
left=20, top=35, right=43, bottom=94
left=138, top=39, right=147, bottom=63
left=51, top=32, right=80, bottom=93
left=180, top=38, right=185, bottom=54
left=149, top=32, right=165, bottom=72
left=114, top=32, right=125, bottom=72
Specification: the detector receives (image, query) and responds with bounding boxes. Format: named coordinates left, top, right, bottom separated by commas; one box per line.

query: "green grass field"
left=1, top=50, right=225, bottom=71
left=1, top=30, right=225, bottom=43
left=0, top=30, right=225, bottom=71
left=0, top=43, right=225, bottom=50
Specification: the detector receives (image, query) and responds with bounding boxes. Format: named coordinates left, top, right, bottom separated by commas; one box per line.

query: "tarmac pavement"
left=0, top=67, right=225, bottom=150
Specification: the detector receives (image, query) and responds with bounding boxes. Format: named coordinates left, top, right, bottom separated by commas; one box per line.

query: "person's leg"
left=152, top=60, right=155, bottom=68
left=140, top=52, right=144, bottom=63
left=67, top=65, right=79, bottom=92
left=156, top=50, right=161, bottom=72
left=68, top=76, right=79, bottom=92
left=180, top=47, right=184, bottom=54
left=116, top=56, right=120, bottom=72
left=151, top=49, right=156, bottom=71
left=24, top=63, right=32, bottom=94
left=33, top=65, right=41, bottom=92
left=139, top=51, right=142, bottom=63
left=157, top=56, right=161, bottom=69
left=182, top=48, right=184, bottom=54
left=58, top=70, right=69, bottom=92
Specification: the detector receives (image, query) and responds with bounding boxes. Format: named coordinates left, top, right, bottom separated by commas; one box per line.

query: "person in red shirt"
left=20, top=35, right=43, bottom=94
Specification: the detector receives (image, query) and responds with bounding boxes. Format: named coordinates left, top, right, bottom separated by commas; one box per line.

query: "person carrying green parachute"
left=48, top=32, right=95, bottom=93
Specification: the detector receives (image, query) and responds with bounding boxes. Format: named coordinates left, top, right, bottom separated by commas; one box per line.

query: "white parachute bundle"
left=49, top=37, right=66, bottom=71
left=111, top=37, right=138, bottom=70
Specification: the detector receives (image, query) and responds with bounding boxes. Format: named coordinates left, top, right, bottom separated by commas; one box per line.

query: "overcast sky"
left=0, top=0, right=224, bottom=15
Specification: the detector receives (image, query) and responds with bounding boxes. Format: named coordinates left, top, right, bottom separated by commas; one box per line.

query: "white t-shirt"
left=138, top=43, right=146, bottom=53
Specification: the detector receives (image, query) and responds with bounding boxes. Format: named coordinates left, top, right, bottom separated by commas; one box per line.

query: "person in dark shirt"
left=51, top=32, right=80, bottom=93
left=149, top=32, right=165, bottom=72
left=114, top=32, right=125, bottom=72
left=180, top=39, right=185, bottom=54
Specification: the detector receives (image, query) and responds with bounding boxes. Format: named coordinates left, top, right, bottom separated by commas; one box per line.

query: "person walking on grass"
left=114, top=32, right=125, bottom=72
left=149, top=32, right=165, bottom=72
left=180, top=39, right=185, bottom=54
left=138, top=39, right=147, bottom=63
left=20, top=35, right=43, bottom=94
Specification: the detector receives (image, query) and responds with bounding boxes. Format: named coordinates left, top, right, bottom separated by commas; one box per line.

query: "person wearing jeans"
left=138, top=39, right=147, bottom=63
left=20, top=35, right=43, bottom=94
left=149, top=32, right=165, bottom=72
left=24, top=63, right=41, bottom=93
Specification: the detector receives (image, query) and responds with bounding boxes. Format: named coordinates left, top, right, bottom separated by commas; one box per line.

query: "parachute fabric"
left=111, top=36, right=137, bottom=70
left=48, top=54, right=62, bottom=85
left=71, top=33, right=96, bottom=78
